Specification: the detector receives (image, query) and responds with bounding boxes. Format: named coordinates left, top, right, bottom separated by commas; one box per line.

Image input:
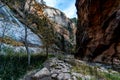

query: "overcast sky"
left=43, top=0, right=77, bottom=18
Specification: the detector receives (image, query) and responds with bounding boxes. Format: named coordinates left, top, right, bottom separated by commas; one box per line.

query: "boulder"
left=32, top=67, right=50, bottom=79
left=51, top=74, right=58, bottom=79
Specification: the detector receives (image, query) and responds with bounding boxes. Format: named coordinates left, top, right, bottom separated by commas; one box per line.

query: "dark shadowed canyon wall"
left=75, top=0, right=120, bottom=63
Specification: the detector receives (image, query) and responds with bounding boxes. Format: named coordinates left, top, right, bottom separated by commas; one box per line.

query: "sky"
left=43, top=0, right=77, bottom=18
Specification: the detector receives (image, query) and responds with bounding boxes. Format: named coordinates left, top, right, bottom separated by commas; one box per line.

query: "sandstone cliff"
left=75, top=0, right=120, bottom=63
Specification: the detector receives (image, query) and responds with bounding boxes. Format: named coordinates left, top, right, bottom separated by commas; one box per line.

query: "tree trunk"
left=24, top=0, right=31, bottom=65
left=46, top=46, right=49, bottom=58
left=24, top=26, right=31, bottom=65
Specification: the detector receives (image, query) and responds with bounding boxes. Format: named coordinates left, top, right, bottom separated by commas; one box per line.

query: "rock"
left=1, top=0, right=76, bottom=55
left=0, top=43, right=43, bottom=54
left=43, top=8, right=76, bottom=38
left=64, top=73, right=71, bottom=80
left=61, top=68, right=70, bottom=73
left=44, top=1, right=76, bottom=51
left=0, top=5, right=42, bottom=46
left=72, top=72, right=83, bottom=78
left=51, top=73, right=58, bottom=79
left=75, top=0, right=120, bottom=62
left=85, top=75, right=91, bottom=80
left=55, top=65, right=63, bottom=69
left=72, top=76, right=77, bottom=80
left=57, top=73, right=71, bottom=80
left=57, top=73, right=64, bottom=80
left=50, top=68, right=61, bottom=74
left=71, top=72, right=92, bottom=79
left=99, top=67, right=108, bottom=73
left=65, top=63, right=72, bottom=68
left=32, top=67, right=50, bottom=79
left=59, top=63, right=67, bottom=68
left=49, top=58, right=71, bottom=74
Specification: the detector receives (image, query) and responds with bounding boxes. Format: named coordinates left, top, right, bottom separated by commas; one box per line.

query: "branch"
left=12, top=5, right=25, bottom=18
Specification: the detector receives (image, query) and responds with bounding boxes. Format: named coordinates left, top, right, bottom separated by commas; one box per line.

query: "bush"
left=0, top=48, right=47, bottom=80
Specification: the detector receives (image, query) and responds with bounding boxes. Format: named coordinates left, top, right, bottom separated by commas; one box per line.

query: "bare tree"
left=24, top=26, right=31, bottom=65
left=19, top=26, right=31, bottom=65
left=23, top=0, right=32, bottom=65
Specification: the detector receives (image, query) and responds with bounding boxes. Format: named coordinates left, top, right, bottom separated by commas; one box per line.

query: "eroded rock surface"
left=1, top=0, right=76, bottom=53
left=75, top=0, right=120, bottom=63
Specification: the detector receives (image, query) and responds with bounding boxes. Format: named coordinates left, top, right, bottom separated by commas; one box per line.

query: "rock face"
left=43, top=7, right=76, bottom=52
left=75, top=0, right=120, bottom=62
left=1, top=0, right=76, bottom=53
left=0, top=3, right=43, bottom=53
left=43, top=7, right=76, bottom=44
left=0, top=3, right=42, bottom=46
left=35, top=0, right=76, bottom=52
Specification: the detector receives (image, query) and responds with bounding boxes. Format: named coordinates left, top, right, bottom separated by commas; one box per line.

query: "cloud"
left=43, top=0, right=57, bottom=7
left=63, top=3, right=77, bottom=18
left=43, top=0, right=76, bottom=18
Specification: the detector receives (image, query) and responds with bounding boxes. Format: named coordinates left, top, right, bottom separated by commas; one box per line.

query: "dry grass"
left=0, top=37, right=24, bottom=46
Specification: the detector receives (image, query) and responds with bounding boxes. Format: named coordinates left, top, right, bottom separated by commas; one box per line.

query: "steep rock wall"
left=1, top=0, right=76, bottom=53
left=75, top=0, right=120, bottom=63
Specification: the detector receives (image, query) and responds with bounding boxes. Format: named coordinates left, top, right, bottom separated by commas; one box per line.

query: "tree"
left=32, top=16, right=55, bottom=58
left=26, top=13, right=56, bottom=58
left=42, top=25, right=55, bottom=58
left=24, top=26, right=31, bottom=65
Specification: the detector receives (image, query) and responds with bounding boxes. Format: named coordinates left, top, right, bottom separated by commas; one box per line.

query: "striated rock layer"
left=1, top=0, right=76, bottom=53
left=75, top=0, right=120, bottom=63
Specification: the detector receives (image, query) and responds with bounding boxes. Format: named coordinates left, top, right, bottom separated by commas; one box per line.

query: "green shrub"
left=0, top=48, right=47, bottom=80
left=72, top=62, right=120, bottom=80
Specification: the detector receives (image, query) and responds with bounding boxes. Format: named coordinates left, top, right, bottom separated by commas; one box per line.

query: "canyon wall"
left=75, top=0, right=120, bottom=63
